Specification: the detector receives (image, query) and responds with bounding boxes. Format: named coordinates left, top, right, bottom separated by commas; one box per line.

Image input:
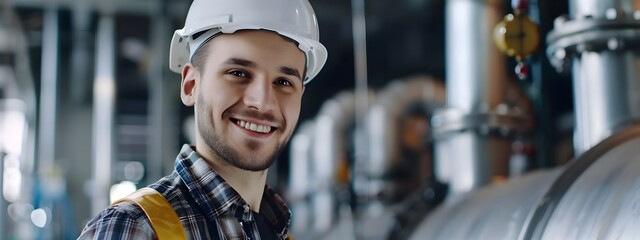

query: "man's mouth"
left=234, top=119, right=276, bottom=134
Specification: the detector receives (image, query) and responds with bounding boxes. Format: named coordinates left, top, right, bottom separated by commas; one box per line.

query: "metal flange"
left=431, top=104, right=533, bottom=140
left=547, top=16, right=640, bottom=73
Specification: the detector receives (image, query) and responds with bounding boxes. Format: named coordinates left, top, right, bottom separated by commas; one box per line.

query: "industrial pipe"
left=547, top=0, right=640, bottom=155
left=433, top=0, right=533, bottom=196
left=410, top=0, right=640, bottom=239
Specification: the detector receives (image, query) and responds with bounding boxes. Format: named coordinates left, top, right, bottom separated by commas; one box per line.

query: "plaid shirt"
left=79, top=144, right=292, bottom=240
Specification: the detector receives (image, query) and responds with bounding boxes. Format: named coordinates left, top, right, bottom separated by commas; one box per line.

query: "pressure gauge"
left=493, top=13, right=540, bottom=60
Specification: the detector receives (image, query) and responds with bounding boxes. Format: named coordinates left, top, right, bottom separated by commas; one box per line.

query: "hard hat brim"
left=169, top=26, right=327, bottom=84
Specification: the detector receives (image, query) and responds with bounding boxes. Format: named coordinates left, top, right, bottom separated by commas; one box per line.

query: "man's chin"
left=204, top=132, right=285, bottom=171
left=230, top=157, right=275, bottom=172
left=224, top=144, right=279, bottom=171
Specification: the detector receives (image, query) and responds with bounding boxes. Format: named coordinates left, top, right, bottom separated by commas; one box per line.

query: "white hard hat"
left=169, top=0, right=328, bottom=84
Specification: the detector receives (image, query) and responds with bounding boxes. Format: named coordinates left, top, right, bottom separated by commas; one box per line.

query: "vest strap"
left=112, top=187, right=187, bottom=240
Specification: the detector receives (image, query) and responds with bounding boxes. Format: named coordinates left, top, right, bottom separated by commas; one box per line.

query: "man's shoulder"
left=101, top=201, right=149, bottom=222
left=145, top=174, right=199, bottom=217
left=78, top=201, right=155, bottom=239
left=78, top=174, right=183, bottom=239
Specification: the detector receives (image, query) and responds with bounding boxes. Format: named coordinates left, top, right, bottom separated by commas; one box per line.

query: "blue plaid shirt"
left=78, top=144, right=292, bottom=240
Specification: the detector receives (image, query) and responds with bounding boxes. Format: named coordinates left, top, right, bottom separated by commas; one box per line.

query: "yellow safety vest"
left=112, top=188, right=187, bottom=240
left=113, top=187, right=294, bottom=240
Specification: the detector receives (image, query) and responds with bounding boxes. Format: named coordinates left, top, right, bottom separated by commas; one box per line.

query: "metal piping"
left=409, top=123, right=640, bottom=240
left=312, top=91, right=362, bottom=233
left=70, top=1, right=91, bottom=104
left=1, top=2, right=38, bottom=238
left=288, top=121, right=315, bottom=234
left=366, top=77, right=445, bottom=193
left=147, top=4, right=169, bottom=185
left=350, top=0, right=371, bottom=227
left=547, top=0, right=640, bottom=155
left=434, top=0, right=511, bottom=195
left=38, top=7, right=59, bottom=175
left=409, top=1, right=640, bottom=239
left=292, top=78, right=445, bottom=237
left=91, top=15, right=116, bottom=215
left=360, top=77, right=446, bottom=239
left=446, top=0, right=506, bottom=112
left=409, top=168, right=564, bottom=240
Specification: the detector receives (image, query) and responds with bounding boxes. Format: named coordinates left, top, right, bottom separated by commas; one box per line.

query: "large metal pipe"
left=1, top=3, right=38, bottom=238
left=366, top=77, right=445, bottom=197
left=350, top=1, right=371, bottom=230
left=446, top=0, right=506, bottom=112
left=312, top=91, right=362, bottom=234
left=147, top=3, right=175, bottom=184
left=70, top=1, right=91, bottom=104
left=288, top=121, right=315, bottom=234
left=410, top=124, right=640, bottom=240
left=547, top=0, right=640, bottom=154
left=410, top=168, right=563, bottom=239
left=38, top=7, right=59, bottom=175
left=434, top=0, right=511, bottom=195
left=529, top=126, right=640, bottom=239
left=91, top=15, right=116, bottom=215
left=360, top=77, right=446, bottom=239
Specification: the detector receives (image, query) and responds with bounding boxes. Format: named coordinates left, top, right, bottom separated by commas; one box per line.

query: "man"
left=78, top=0, right=327, bottom=239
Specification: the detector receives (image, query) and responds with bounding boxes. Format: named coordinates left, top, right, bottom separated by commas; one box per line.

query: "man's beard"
left=196, top=97, right=287, bottom=171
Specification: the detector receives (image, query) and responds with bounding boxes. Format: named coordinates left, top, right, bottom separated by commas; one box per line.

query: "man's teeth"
left=237, top=120, right=272, bottom=133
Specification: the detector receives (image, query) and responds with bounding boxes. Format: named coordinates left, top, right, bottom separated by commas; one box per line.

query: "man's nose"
left=243, top=79, right=275, bottom=111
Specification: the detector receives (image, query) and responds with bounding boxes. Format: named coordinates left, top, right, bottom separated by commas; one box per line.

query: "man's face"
left=183, top=30, right=306, bottom=171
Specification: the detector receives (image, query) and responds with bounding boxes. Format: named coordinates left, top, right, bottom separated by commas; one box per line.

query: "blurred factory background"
left=3, top=0, right=640, bottom=239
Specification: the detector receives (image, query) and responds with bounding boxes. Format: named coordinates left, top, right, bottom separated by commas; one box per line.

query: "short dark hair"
left=191, top=40, right=211, bottom=74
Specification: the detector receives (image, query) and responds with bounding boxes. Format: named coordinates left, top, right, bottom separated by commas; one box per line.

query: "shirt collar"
left=174, top=144, right=291, bottom=235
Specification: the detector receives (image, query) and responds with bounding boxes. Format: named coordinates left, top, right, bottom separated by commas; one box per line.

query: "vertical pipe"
left=1, top=3, right=37, bottom=238
left=567, top=0, right=640, bottom=154
left=351, top=0, right=369, bottom=165
left=437, top=0, right=507, bottom=194
left=146, top=4, right=165, bottom=184
left=446, top=0, right=506, bottom=112
left=38, top=7, right=59, bottom=173
left=312, top=113, right=336, bottom=233
left=289, top=122, right=314, bottom=233
left=70, top=1, right=91, bottom=104
left=572, top=51, right=640, bottom=154
left=91, top=16, right=115, bottom=215
left=350, top=1, right=370, bottom=234
left=310, top=92, right=358, bottom=234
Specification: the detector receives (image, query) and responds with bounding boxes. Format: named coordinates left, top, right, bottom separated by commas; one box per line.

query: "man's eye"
left=229, top=70, right=248, bottom=77
left=276, top=79, right=292, bottom=87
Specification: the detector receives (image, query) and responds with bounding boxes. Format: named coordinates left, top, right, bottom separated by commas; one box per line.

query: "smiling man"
left=78, top=0, right=327, bottom=239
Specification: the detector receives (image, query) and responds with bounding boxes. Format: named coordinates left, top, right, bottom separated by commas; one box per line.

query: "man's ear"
left=180, top=63, right=197, bottom=106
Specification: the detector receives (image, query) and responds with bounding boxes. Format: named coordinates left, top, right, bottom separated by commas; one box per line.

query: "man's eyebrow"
left=222, top=58, right=256, bottom=68
left=280, top=66, right=302, bottom=81
left=223, top=57, right=302, bottom=82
